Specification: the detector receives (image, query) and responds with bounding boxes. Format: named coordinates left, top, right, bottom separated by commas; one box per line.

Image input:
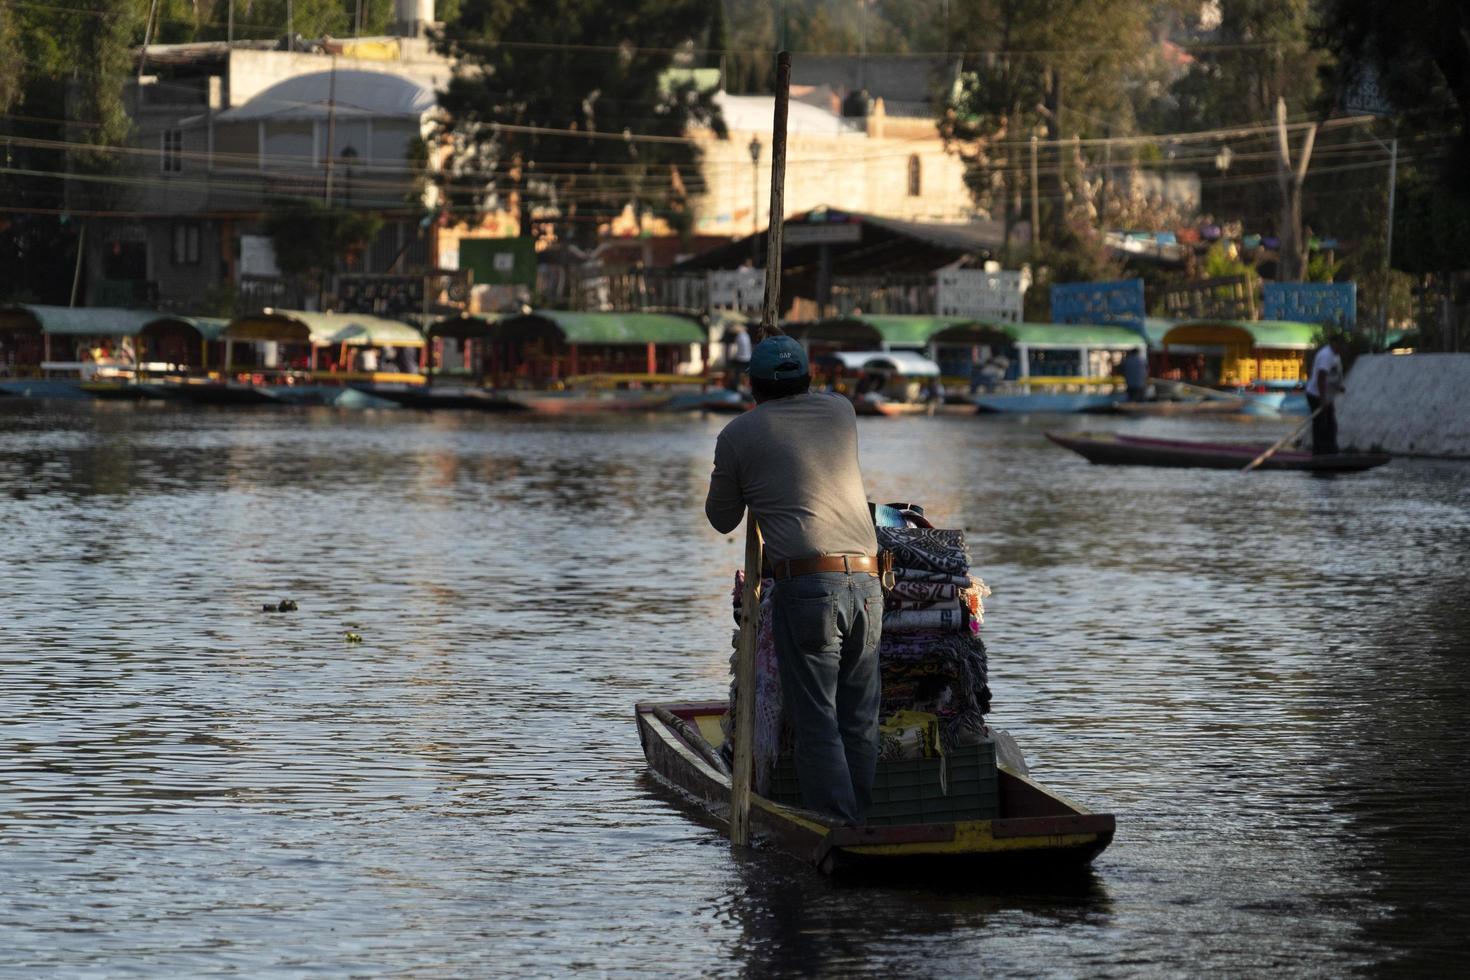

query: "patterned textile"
left=723, top=516, right=995, bottom=788
left=882, top=607, right=976, bottom=633
left=893, top=570, right=973, bottom=586
left=878, top=631, right=991, bottom=753
left=876, top=527, right=971, bottom=577
left=888, top=581, right=960, bottom=603
left=721, top=571, right=782, bottom=795
left=885, top=597, right=962, bottom=613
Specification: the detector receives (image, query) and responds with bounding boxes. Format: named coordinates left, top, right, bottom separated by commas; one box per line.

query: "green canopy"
left=226, top=309, right=426, bottom=347
left=0, top=304, right=155, bottom=337
left=788, top=316, right=1145, bottom=349
left=499, top=311, right=704, bottom=345
left=929, top=320, right=1146, bottom=349
left=1163, top=319, right=1318, bottom=350
left=849, top=315, right=974, bottom=347
left=141, top=315, right=231, bottom=341
left=1141, top=317, right=1176, bottom=347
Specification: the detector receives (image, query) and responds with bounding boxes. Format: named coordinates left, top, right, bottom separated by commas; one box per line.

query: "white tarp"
left=818, top=350, right=941, bottom=377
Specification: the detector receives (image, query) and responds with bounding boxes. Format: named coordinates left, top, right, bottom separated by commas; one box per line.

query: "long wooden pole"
left=760, top=53, right=791, bottom=339
left=1242, top=402, right=1328, bottom=472
left=730, top=50, right=791, bottom=850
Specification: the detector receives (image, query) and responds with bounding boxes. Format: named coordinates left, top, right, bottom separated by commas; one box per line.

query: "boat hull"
left=976, top=392, right=1122, bottom=414
left=1239, top=390, right=1310, bottom=416
left=636, top=700, right=1114, bottom=879
left=353, top=384, right=528, bottom=412
left=506, top=391, right=674, bottom=414
left=1045, top=431, right=1391, bottom=472
left=1110, top=398, right=1246, bottom=416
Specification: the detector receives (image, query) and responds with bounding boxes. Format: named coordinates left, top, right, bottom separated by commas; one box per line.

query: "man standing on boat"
left=1121, top=348, right=1149, bottom=403
left=1305, top=334, right=1347, bottom=455
left=704, top=336, right=883, bottom=825
left=724, top=324, right=752, bottom=391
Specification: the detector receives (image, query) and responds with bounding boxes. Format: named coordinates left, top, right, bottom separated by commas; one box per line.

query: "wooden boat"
left=975, top=390, right=1122, bottom=413
left=504, top=390, right=675, bottom=414
left=352, top=384, right=528, bottom=412
left=699, top=391, right=754, bottom=413
left=1045, top=431, right=1392, bottom=472
left=636, top=699, right=1115, bottom=878
left=851, top=395, right=936, bottom=417
left=1110, top=397, right=1246, bottom=416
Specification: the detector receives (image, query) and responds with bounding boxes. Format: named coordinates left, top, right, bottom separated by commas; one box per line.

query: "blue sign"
left=1050, top=279, right=1146, bottom=328
left=1263, top=282, right=1356, bottom=328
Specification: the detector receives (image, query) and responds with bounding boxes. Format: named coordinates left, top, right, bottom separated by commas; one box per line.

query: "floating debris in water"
left=344, top=631, right=363, bottom=643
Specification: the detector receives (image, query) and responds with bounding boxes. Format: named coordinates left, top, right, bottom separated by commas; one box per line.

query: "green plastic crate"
left=764, top=739, right=998, bottom=825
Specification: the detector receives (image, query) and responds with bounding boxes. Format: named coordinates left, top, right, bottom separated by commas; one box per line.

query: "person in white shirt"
left=1304, top=334, right=1347, bottom=455
left=725, top=324, right=752, bottom=391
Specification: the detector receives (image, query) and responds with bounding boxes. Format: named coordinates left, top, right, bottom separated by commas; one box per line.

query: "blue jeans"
left=772, top=571, right=884, bottom=824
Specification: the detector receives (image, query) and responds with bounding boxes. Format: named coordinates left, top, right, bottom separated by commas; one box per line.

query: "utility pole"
left=1029, top=135, right=1039, bottom=258
left=137, top=0, right=160, bottom=80
left=1274, top=97, right=1317, bottom=282
left=1382, top=136, right=1398, bottom=345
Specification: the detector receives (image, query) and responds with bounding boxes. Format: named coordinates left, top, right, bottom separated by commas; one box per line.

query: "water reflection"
left=0, top=401, right=1467, bottom=974
left=719, top=847, right=1112, bottom=978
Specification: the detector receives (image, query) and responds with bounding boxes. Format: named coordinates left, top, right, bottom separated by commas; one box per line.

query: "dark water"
left=2, top=400, right=1467, bottom=977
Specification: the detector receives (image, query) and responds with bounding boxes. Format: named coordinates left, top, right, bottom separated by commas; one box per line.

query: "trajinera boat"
left=638, top=514, right=1115, bottom=879
left=1046, top=431, right=1392, bottom=472
left=636, top=700, right=1116, bottom=877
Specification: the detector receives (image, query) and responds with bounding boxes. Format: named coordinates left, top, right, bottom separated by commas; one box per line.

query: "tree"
left=0, top=0, right=151, bottom=304
left=433, top=0, right=725, bottom=248
left=265, top=199, right=383, bottom=279
left=1319, top=0, right=1470, bottom=158
left=939, top=0, right=1166, bottom=261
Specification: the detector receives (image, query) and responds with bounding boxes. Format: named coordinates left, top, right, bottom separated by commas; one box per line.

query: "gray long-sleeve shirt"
left=704, top=392, right=877, bottom=564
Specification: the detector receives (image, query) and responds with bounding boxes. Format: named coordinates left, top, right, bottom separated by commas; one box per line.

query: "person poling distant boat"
left=1304, top=333, right=1348, bottom=455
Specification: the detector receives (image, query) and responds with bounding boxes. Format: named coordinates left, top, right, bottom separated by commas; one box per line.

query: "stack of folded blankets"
left=723, top=523, right=992, bottom=793
left=875, top=525, right=991, bottom=756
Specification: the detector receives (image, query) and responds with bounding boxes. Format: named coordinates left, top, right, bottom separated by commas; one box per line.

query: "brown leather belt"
left=770, top=554, right=879, bottom=580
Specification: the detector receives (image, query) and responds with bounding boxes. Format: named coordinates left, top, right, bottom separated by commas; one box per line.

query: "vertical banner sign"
left=1262, top=282, right=1357, bottom=328
left=1050, top=279, right=1146, bottom=328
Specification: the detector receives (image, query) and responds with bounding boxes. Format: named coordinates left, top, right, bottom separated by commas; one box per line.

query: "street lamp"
left=748, top=135, right=762, bottom=263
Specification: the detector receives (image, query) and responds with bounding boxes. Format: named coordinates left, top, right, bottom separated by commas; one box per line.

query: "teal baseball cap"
left=748, top=336, right=809, bottom=381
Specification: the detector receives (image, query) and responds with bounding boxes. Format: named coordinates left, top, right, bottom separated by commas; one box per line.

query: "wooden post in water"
left=730, top=50, right=791, bottom=850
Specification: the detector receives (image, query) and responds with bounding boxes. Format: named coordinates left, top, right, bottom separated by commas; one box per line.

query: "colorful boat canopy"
left=499, top=311, right=705, bottom=346
left=860, top=316, right=974, bottom=346
left=927, top=321, right=1147, bottom=349
left=789, top=315, right=1145, bottom=350
left=0, top=304, right=156, bottom=337
left=226, top=309, right=427, bottom=347
left=141, top=315, right=231, bottom=341
left=1162, top=319, right=1319, bottom=351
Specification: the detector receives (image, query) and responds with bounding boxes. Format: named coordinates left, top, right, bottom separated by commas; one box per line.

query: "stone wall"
left=1338, top=353, right=1470, bottom=458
